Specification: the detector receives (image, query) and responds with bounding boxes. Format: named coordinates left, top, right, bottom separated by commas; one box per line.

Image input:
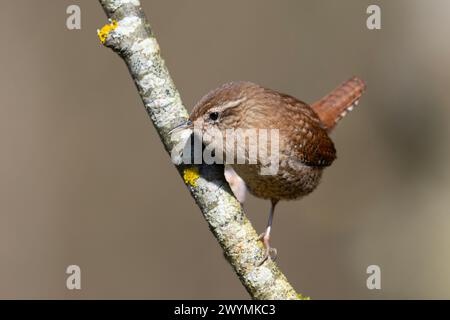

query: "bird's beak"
left=169, top=119, right=193, bottom=135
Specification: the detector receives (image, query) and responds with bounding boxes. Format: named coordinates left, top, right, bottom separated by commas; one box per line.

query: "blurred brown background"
left=1, top=0, right=449, bottom=299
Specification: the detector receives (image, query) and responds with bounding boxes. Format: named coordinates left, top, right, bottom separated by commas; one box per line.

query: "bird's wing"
left=278, top=93, right=337, bottom=167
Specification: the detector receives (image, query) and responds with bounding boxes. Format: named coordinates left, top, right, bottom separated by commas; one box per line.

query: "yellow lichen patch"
left=183, top=167, right=200, bottom=187
left=297, top=293, right=311, bottom=300
left=97, top=20, right=118, bottom=44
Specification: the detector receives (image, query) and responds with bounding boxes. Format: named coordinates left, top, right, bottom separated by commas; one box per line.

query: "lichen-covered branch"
left=97, top=0, right=303, bottom=300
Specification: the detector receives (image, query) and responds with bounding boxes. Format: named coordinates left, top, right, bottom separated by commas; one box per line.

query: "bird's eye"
left=209, top=112, right=219, bottom=121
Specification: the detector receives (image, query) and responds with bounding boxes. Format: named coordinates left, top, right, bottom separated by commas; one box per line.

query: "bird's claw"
left=256, top=247, right=278, bottom=266
left=256, top=234, right=278, bottom=266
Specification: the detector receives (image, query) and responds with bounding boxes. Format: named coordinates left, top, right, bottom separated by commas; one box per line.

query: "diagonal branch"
left=97, top=0, right=303, bottom=300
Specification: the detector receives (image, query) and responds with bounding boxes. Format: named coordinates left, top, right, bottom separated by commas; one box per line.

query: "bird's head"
left=172, top=81, right=259, bottom=146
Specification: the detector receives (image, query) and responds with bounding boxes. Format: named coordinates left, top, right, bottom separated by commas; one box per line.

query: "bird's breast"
left=231, top=161, right=323, bottom=201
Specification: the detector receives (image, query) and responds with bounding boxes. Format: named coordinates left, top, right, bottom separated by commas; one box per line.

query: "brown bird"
left=176, top=77, right=366, bottom=265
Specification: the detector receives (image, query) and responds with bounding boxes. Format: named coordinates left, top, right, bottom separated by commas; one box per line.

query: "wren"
left=175, top=77, right=366, bottom=265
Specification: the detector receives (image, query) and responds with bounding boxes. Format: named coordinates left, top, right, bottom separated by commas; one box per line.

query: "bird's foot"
left=256, top=232, right=277, bottom=266
left=257, top=247, right=278, bottom=266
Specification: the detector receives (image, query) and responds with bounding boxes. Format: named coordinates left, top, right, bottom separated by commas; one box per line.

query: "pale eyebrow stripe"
left=217, top=97, right=246, bottom=110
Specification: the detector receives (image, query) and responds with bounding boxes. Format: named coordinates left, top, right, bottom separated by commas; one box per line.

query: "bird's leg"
left=256, top=199, right=278, bottom=266
left=224, top=165, right=247, bottom=204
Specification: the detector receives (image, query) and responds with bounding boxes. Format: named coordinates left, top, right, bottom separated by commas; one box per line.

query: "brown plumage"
left=312, top=77, right=366, bottom=132
left=184, top=77, right=366, bottom=265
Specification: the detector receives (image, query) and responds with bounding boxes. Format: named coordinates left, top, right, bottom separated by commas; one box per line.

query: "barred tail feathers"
left=311, top=77, right=366, bottom=132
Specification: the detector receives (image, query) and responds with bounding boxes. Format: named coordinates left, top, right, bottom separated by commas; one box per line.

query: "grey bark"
left=98, top=0, right=304, bottom=300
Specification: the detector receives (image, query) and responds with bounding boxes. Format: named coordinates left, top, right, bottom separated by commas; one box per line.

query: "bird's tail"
left=311, top=77, right=366, bottom=132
